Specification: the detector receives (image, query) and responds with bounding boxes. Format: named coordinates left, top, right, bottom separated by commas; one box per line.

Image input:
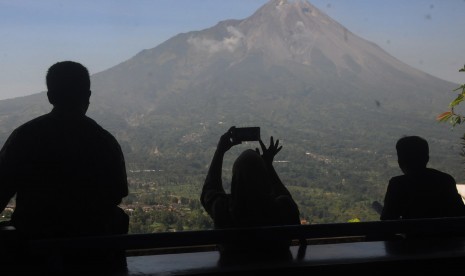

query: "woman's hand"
left=217, top=126, right=241, bottom=154
left=257, top=136, right=282, bottom=165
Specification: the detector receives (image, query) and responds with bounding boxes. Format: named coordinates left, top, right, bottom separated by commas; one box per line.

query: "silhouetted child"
left=201, top=127, right=300, bottom=262
left=381, top=136, right=465, bottom=222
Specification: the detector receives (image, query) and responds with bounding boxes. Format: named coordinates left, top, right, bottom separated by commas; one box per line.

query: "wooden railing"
left=3, top=218, right=465, bottom=275
left=1, top=216, right=461, bottom=252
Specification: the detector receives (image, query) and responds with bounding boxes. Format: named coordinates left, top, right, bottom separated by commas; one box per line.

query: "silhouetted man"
left=0, top=61, right=129, bottom=271
left=381, top=136, right=465, bottom=221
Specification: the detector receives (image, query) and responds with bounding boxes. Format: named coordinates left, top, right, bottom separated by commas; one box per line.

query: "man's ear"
left=47, top=91, right=56, bottom=105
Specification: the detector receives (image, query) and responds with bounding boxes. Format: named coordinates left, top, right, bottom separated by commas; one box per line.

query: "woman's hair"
left=229, top=149, right=273, bottom=226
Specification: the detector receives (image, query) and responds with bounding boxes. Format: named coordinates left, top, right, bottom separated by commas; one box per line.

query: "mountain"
left=0, top=0, right=462, bottom=223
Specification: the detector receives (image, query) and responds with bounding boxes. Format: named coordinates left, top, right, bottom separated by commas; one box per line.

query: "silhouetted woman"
left=201, top=127, right=300, bottom=260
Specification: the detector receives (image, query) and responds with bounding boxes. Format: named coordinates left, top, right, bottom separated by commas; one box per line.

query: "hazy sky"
left=1, top=0, right=464, bottom=100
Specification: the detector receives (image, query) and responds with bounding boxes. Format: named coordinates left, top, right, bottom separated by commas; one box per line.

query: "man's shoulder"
left=389, top=175, right=406, bottom=183
left=426, top=168, right=454, bottom=178
left=9, top=113, right=51, bottom=136
left=82, top=116, right=119, bottom=141
left=426, top=168, right=455, bottom=182
left=387, top=175, right=407, bottom=192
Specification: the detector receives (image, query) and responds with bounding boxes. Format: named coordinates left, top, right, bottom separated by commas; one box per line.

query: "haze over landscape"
left=1, top=0, right=465, bottom=230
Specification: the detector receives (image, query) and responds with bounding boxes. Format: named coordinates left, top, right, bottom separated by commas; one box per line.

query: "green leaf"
left=452, top=116, right=462, bottom=126
left=449, top=94, right=464, bottom=107
left=439, top=65, right=465, bottom=127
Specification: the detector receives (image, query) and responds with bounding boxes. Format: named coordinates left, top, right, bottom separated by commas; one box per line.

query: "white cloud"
left=187, top=26, right=244, bottom=54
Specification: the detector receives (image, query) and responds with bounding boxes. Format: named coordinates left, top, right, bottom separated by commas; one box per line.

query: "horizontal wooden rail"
left=13, top=216, right=465, bottom=251
left=3, top=218, right=465, bottom=275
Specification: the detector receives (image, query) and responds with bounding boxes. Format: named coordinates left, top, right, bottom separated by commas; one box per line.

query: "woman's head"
left=230, top=149, right=272, bottom=225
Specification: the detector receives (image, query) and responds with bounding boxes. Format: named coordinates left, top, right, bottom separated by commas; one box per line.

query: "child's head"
left=396, top=135, right=429, bottom=173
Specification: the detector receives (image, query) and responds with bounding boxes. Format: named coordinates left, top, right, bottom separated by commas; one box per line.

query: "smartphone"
left=232, top=127, right=261, bottom=142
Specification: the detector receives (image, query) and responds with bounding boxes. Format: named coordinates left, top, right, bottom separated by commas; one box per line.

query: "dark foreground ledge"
left=23, top=216, right=465, bottom=250
left=126, top=237, right=465, bottom=275
left=2, top=217, right=465, bottom=275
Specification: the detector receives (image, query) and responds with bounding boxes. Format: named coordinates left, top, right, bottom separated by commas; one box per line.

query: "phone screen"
left=233, top=127, right=260, bottom=142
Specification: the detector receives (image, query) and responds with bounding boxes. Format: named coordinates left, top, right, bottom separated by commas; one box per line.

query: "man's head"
left=396, top=135, right=429, bottom=174
left=46, top=61, right=91, bottom=113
